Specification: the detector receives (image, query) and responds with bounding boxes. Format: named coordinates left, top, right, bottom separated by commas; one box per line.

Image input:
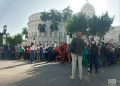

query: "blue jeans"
left=30, top=50, right=35, bottom=62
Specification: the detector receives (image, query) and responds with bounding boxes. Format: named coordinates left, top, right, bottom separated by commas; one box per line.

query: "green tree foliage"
left=88, top=15, right=99, bottom=35
left=49, top=9, right=62, bottom=32
left=98, top=12, right=113, bottom=35
left=6, top=36, right=13, bottom=45
left=22, top=27, right=28, bottom=38
left=14, top=34, right=22, bottom=45
left=67, top=13, right=87, bottom=34
left=0, top=36, right=3, bottom=45
left=0, top=33, right=3, bottom=45
left=49, top=9, right=62, bottom=23
left=40, top=7, right=72, bottom=32
left=88, top=12, right=113, bottom=36
left=67, top=12, right=113, bottom=37
left=38, top=24, right=46, bottom=32
left=6, top=34, right=22, bottom=45
left=40, top=11, right=49, bottom=22
left=62, top=6, right=73, bottom=22
left=50, top=23, right=59, bottom=32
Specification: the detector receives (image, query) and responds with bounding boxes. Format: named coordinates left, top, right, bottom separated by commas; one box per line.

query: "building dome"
left=81, top=1, right=95, bottom=17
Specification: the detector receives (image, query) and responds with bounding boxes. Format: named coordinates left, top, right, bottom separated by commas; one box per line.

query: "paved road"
left=0, top=60, right=120, bottom=86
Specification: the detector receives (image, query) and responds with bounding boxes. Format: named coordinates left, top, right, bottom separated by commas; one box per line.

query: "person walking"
left=69, top=32, right=85, bottom=80
left=88, top=37, right=99, bottom=73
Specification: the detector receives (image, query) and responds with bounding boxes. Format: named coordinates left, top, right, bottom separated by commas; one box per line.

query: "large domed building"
left=24, top=0, right=120, bottom=46
left=26, top=13, right=66, bottom=46
left=25, top=1, right=96, bottom=46
left=80, top=0, right=95, bottom=17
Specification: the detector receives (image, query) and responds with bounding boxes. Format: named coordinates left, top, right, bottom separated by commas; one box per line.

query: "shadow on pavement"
left=10, top=63, right=120, bottom=86
left=0, top=63, right=26, bottom=70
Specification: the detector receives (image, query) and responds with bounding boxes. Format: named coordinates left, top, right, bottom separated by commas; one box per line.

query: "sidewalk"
left=0, top=60, right=33, bottom=86
left=0, top=60, right=120, bottom=86
left=0, top=60, right=25, bottom=69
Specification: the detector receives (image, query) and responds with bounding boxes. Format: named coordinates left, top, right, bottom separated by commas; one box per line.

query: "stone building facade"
left=26, top=13, right=66, bottom=46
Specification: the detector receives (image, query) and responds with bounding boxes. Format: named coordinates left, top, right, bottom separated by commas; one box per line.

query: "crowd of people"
left=1, top=32, right=120, bottom=80
left=69, top=32, right=120, bottom=80
left=1, top=38, right=120, bottom=66
left=1, top=42, right=71, bottom=64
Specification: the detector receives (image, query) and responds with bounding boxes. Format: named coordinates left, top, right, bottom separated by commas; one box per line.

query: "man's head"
left=76, top=32, right=82, bottom=38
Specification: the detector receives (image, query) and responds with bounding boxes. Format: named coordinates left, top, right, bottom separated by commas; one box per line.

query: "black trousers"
left=90, top=53, right=98, bottom=71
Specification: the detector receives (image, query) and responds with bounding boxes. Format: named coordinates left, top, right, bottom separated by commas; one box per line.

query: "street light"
left=3, top=25, right=7, bottom=45
left=66, top=32, right=72, bottom=44
left=3, top=25, right=7, bottom=34
left=86, top=28, right=90, bottom=42
left=33, top=34, right=36, bottom=46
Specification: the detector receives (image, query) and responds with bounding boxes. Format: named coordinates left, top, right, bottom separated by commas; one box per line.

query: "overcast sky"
left=0, top=0, right=120, bottom=35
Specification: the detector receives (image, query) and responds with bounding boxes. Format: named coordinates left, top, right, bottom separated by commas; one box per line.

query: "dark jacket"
left=69, top=37, right=85, bottom=56
left=90, top=42, right=98, bottom=54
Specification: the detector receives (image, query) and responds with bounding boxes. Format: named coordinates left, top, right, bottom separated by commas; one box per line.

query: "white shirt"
left=30, top=45, right=35, bottom=50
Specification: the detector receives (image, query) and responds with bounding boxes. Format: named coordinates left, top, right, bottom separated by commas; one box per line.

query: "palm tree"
left=49, top=9, right=62, bottom=43
left=62, top=6, right=73, bottom=22
left=40, top=11, right=49, bottom=23
left=40, top=11, right=49, bottom=39
left=38, top=24, right=46, bottom=44
left=50, top=23, right=59, bottom=32
left=38, top=24, right=46, bottom=32
left=49, top=9, right=62, bottom=31
left=22, top=27, right=28, bottom=39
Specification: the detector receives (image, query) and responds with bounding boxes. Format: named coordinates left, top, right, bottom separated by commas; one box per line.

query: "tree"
left=62, top=6, right=73, bottom=22
left=98, top=12, right=113, bottom=34
left=38, top=24, right=46, bottom=32
left=6, top=34, right=22, bottom=45
left=88, top=15, right=99, bottom=35
left=13, top=34, right=22, bottom=45
left=66, top=13, right=87, bottom=34
left=50, top=23, right=59, bottom=31
left=88, top=12, right=113, bottom=40
left=6, top=36, right=13, bottom=45
left=0, top=36, right=3, bottom=45
left=22, top=27, right=28, bottom=39
left=40, top=11, right=49, bottom=37
left=40, top=11, right=49, bottom=22
left=49, top=9, right=62, bottom=32
left=67, top=12, right=113, bottom=41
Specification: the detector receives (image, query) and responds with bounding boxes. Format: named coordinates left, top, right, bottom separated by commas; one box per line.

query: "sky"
left=0, top=0, right=120, bottom=35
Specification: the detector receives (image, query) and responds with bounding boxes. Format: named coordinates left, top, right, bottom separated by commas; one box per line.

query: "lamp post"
left=86, top=28, right=90, bottom=42
left=3, top=25, right=7, bottom=45
left=66, top=33, right=70, bottom=44
left=33, top=34, right=36, bottom=46
left=66, top=32, right=72, bottom=44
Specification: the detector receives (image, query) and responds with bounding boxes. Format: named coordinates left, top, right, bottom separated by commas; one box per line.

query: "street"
left=0, top=60, right=120, bottom=86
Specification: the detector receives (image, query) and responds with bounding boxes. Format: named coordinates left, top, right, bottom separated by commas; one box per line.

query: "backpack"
left=90, top=43, right=98, bottom=53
